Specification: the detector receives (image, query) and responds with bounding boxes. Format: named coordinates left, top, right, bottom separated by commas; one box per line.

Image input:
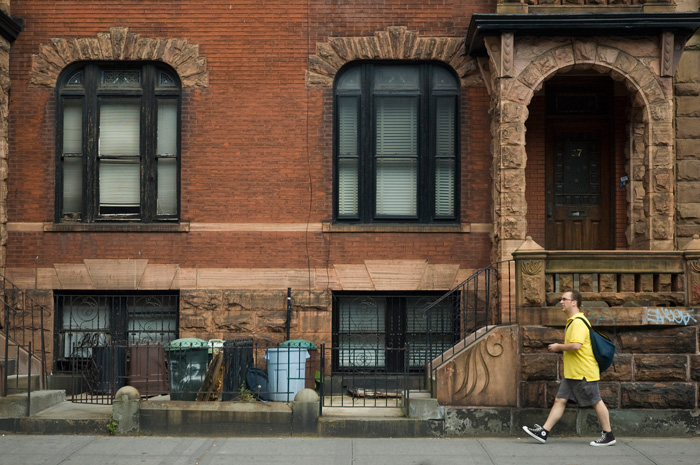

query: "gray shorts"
left=556, top=378, right=602, bottom=407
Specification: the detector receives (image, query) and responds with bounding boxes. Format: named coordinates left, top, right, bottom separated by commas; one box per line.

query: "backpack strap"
left=565, top=315, right=590, bottom=330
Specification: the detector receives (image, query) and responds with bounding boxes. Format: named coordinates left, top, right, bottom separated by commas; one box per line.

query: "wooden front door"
left=545, top=119, right=612, bottom=250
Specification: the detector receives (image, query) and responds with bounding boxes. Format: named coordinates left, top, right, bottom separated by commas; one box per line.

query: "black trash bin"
left=221, top=338, right=254, bottom=401
left=91, top=345, right=126, bottom=395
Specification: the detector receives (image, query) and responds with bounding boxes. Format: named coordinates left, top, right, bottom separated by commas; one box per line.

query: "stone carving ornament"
left=520, top=260, right=543, bottom=276
left=30, top=27, right=209, bottom=88
left=307, top=26, right=480, bottom=88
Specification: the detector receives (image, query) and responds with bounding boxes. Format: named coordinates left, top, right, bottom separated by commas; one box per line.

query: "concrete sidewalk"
left=0, top=434, right=699, bottom=465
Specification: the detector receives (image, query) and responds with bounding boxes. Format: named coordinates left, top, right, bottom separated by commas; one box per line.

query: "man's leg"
left=592, top=400, right=611, bottom=432
left=543, top=397, right=568, bottom=431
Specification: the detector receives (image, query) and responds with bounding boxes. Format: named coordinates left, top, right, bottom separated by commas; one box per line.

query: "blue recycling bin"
left=264, top=347, right=309, bottom=401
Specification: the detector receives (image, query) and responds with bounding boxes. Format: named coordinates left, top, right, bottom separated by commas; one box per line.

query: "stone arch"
left=30, top=27, right=209, bottom=88
left=307, top=26, right=481, bottom=88
left=491, top=38, right=675, bottom=255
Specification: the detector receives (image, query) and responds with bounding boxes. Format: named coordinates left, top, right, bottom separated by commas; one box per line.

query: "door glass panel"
left=556, top=133, right=600, bottom=206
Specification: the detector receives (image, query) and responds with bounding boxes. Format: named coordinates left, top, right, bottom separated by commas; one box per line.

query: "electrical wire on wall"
left=304, top=0, right=313, bottom=306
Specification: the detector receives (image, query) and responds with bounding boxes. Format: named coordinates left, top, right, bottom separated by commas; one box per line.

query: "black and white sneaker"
left=590, top=431, right=616, bottom=446
left=522, top=424, right=548, bottom=443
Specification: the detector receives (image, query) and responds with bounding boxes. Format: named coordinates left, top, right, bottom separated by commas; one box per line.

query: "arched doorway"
left=526, top=74, right=628, bottom=250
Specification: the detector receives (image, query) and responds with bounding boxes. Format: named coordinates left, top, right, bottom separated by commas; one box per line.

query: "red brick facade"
left=2, top=0, right=700, bottom=413
left=7, top=1, right=494, bottom=270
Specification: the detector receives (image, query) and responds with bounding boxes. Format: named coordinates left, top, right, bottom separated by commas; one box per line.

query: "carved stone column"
left=513, top=237, right=546, bottom=308
left=683, top=234, right=700, bottom=305
left=484, top=35, right=530, bottom=263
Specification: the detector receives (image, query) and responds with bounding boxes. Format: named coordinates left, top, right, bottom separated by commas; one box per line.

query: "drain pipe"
left=286, top=288, right=292, bottom=341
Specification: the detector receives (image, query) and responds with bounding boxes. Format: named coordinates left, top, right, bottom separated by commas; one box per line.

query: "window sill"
left=44, top=222, right=190, bottom=233
left=322, top=223, right=472, bottom=233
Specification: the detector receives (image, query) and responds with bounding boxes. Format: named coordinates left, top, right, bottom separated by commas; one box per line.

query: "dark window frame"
left=55, top=62, right=182, bottom=223
left=331, top=291, right=460, bottom=373
left=333, top=61, right=461, bottom=224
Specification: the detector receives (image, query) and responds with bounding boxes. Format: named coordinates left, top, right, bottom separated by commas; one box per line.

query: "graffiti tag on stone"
left=646, top=307, right=697, bottom=326
left=585, top=307, right=616, bottom=326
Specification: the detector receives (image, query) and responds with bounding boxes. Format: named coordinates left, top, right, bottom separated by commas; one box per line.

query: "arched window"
left=334, top=62, right=459, bottom=223
left=57, top=62, right=181, bottom=222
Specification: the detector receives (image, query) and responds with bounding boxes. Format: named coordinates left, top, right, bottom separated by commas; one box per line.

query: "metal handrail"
left=420, top=260, right=514, bottom=396
left=1, top=274, right=48, bottom=400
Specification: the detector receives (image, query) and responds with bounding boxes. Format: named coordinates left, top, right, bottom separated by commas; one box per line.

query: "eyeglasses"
left=560, top=297, right=572, bottom=301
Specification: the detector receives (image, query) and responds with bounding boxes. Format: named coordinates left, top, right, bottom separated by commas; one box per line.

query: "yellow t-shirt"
left=563, top=313, right=600, bottom=381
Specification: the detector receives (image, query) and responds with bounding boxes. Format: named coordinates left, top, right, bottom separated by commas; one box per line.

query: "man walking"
left=522, top=290, right=616, bottom=446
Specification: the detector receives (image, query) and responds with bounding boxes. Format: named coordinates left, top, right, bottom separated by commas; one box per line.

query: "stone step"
left=5, top=374, right=41, bottom=395
left=404, top=390, right=444, bottom=420
left=0, top=390, right=66, bottom=418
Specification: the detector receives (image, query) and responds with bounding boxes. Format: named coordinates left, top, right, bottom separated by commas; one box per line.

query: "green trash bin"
left=279, top=339, right=316, bottom=350
left=165, top=338, right=209, bottom=401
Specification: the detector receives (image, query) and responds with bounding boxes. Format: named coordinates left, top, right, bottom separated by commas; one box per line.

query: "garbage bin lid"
left=166, top=338, right=208, bottom=351
left=279, top=339, right=317, bottom=349
left=207, top=339, right=225, bottom=353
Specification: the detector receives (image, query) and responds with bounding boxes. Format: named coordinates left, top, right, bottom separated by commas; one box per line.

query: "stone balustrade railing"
left=512, top=236, right=700, bottom=311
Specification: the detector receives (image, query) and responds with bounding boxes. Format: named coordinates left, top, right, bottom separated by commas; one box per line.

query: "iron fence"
left=69, top=339, right=320, bottom=405
left=319, top=344, right=415, bottom=410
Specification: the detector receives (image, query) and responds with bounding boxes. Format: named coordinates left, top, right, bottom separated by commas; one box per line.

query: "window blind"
left=62, top=158, right=83, bottom=214
left=62, top=100, right=83, bottom=214
left=435, top=97, right=455, bottom=217
left=157, top=158, right=177, bottom=215
left=62, top=100, right=82, bottom=154
left=99, top=159, right=140, bottom=207
left=157, top=99, right=177, bottom=156
left=338, top=97, right=359, bottom=216
left=375, top=97, right=418, bottom=216
left=99, top=100, right=140, bottom=156
left=157, top=99, right=178, bottom=215
left=99, top=100, right=140, bottom=210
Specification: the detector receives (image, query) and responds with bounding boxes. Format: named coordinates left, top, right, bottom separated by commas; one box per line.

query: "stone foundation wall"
left=520, top=323, right=700, bottom=409
left=179, top=289, right=332, bottom=348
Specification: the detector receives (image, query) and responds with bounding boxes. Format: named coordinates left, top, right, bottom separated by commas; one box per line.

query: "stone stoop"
left=5, top=374, right=42, bottom=395
left=0, top=390, right=66, bottom=418
left=403, top=390, right=444, bottom=420
left=431, top=325, right=519, bottom=408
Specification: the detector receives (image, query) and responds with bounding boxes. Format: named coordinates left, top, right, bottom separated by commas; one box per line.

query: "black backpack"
left=566, top=316, right=616, bottom=372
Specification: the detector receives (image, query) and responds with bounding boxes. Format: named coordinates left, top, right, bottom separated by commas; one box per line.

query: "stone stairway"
left=0, top=333, right=65, bottom=418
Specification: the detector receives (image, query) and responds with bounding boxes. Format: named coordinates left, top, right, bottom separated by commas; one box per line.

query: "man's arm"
left=548, top=342, right=582, bottom=353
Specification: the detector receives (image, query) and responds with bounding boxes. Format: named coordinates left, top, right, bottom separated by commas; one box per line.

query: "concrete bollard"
left=292, top=388, right=320, bottom=436
left=112, top=386, right=141, bottom=434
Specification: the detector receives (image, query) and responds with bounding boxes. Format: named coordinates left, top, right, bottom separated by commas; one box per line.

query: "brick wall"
left=6, top=0, right=494, bottom=272
left=525, top=96, right=546, bottom=246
